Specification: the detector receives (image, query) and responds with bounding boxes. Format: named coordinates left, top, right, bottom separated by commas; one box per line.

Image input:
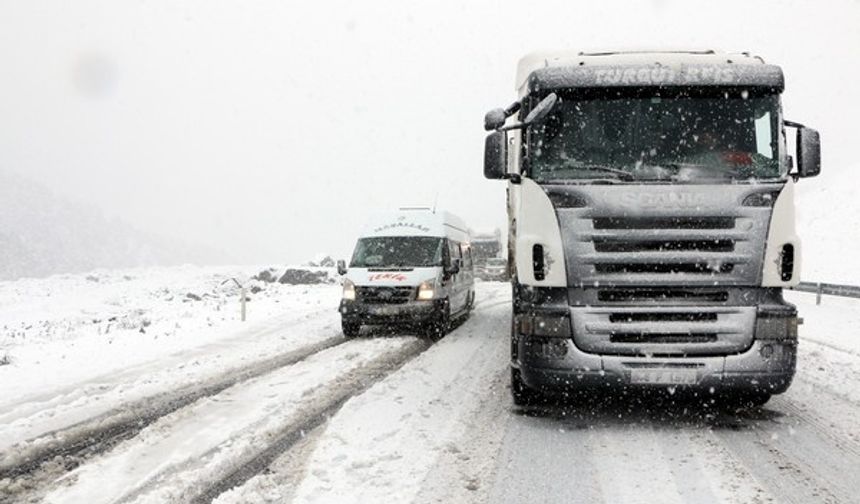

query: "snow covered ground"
left=0, top=265, right=338, bottom=404
left=211, top=287, right=860, bottom=504
left=1, top=271, right=860, bottom=504
left=0, top=266, right=343, bottom=480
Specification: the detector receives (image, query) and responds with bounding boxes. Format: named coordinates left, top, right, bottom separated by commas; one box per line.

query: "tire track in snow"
left=211, top=283, right=513, bottom=504
left=3, top=283, right=509, bottom=503
left=190, top=338, right=434, bottom=504
left=489, top=401, right=774, bottom=504
left=37, top=338, right=432, bottom=504
left=711, top=397, right=860, bottom=504
left=0, top=333, right=345, bottom=504
left=0, top=306, right=333, bottom=418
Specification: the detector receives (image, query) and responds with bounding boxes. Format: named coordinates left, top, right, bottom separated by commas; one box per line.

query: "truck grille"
left=592, top=216, right=735, bottom=230
left=356, top=286, right=415, bottom=304
left=596, top=289, right=729, bottom=303
left=570, top=306, right=756, bottom=356
left=593, top=239, right=735, bottom=253
left=548, top=184, right=775, bottom=355
left=557, top=210, right=770, bottom=287
left=588, top=216, right=744, bottom=279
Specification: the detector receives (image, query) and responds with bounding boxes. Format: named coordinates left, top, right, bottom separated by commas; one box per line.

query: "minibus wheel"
left=342, top=320, right=361, bottom=339
left=424, top=302, right=450, bottom=340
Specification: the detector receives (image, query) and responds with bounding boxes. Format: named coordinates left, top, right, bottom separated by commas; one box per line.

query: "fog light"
left=760, top=344, right=774, bottom=358
left=542, top=339, right=569, bottom=359
left=517, top=313, right=570, bottom=337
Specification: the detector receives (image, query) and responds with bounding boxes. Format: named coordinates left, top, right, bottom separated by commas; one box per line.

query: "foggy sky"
left=1, top=0, right=857, bottom=265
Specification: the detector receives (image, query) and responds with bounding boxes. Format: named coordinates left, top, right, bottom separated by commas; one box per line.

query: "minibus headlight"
left=342, top=279, right=356, bottom=301
left=417, top=281, right=435, bottom=300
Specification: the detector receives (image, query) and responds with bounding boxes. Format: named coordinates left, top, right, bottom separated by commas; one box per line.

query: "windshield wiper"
left=556, top=161, right=635, bottom=181
left=656, top=162, right=746, bottom=178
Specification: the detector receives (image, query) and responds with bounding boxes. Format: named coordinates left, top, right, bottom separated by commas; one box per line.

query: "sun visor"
left=527, top=64, right=784, bottom=93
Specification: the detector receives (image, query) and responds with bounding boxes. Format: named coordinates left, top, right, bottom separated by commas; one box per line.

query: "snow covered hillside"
left=0, top=169, right=221, bottom=281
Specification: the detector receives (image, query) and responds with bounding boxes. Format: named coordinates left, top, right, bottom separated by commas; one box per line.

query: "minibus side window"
left=449, top=240, right=462, bottom=264
left=461, top=244, right=472, bottom=270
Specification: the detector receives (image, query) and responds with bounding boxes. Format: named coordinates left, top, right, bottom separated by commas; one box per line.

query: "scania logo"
left=619, top=192, right=710, bottom=208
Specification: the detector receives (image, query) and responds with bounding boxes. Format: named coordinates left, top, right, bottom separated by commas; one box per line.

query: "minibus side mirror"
left=484, top=131, right=507, bottom=180
left=797, top=126, right=821, bottom=178
left=336, top=259, right=347, bottom=275
left=444, top=258, right=461, bottom=277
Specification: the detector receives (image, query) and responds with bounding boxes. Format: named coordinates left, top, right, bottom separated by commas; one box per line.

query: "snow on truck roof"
left=515, top=49, right=784, bottom=95
left=361, top=209, right=470, bottom=240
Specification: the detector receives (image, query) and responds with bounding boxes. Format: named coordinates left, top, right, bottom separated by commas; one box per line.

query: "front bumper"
left=339, top=299, right=442, bottom=324
left=517, top=339, right=796, bottom=394
left=513, top=307, right=798, bottom=395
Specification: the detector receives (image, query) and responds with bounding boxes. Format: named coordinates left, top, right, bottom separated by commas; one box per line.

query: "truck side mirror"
left=336, top=259, right=347, bottom=275
left=796, top=127, right=821, bottom=178
left=484, top=131, right=507, bottom=180
left=484, top=108, right=507, bottom=131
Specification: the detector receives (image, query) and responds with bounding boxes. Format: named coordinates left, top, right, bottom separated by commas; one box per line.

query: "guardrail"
left=791, top=281, right=860, bottom=304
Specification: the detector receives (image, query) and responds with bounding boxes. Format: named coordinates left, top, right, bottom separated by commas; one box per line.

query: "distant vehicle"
left=471, top=228, right=508, bottom=281
left=478, top=257, right=508, bottom=281
left=337, top=208, right=475, bottom=338
left=483, top=49, right=821, bottom=405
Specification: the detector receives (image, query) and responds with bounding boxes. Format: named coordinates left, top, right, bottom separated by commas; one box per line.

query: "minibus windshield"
left=350, top=236, right=444, bottom=268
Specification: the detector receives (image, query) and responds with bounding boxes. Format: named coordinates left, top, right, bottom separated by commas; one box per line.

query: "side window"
left=461, top=245, right=472, bottom=269
left=449, top=240, right=462, bottom=263
left=754, top=111, right=774, bottom=159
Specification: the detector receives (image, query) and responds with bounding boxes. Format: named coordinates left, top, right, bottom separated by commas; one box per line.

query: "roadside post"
left=222, top=278, right=248, bottom=321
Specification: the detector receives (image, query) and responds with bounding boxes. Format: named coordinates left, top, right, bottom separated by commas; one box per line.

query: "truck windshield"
left=528, top=91, right=782, bottom=183
left=350, top=236, right=444, bottom=268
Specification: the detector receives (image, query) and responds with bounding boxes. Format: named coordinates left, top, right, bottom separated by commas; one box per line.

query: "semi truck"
left=471, top=228, right=507, bottom=280
left=483, top=50, right=821, bottom=405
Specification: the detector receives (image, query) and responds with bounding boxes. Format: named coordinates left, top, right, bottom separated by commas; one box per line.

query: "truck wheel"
left=424, top=303, right=450, bottom=340
left=342, top=320, right=361, bottom=339
left=723, top=391, right=771, bottom=409
left=738, top=392, right=771, bottom=407
left=511, top=368, right=542, bottom=406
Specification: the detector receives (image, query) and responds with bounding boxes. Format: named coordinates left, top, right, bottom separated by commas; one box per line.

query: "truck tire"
left=722, top=391, right=771, bottom=409
left=342, top=320, right=361, bottom=339
left=511, top=368, right=542, bottom=406
left=737, top=391, right=772, bottom=407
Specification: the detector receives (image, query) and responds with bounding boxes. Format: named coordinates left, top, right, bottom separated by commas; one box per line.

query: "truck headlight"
left=417, top=281, right=435, bottom=300
left=342, top=279, right=356, bottom=301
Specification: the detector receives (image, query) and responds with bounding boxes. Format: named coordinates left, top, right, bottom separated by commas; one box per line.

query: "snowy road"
left=2, top=277, right=860, bottom=503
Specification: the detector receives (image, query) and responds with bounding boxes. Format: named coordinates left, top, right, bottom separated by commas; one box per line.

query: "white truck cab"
left=338, top=208, right=475, bottom=338
left=484, top=50, right=821, bottom=405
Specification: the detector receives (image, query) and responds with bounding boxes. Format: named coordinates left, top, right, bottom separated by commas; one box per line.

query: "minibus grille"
left=356, top=286, right=415, bottom=304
